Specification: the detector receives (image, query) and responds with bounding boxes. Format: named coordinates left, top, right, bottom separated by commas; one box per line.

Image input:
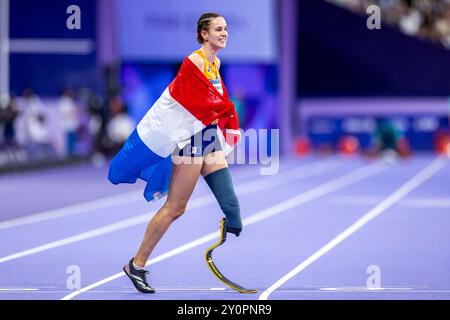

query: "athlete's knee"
left=163, top=202, right=187, bottom=220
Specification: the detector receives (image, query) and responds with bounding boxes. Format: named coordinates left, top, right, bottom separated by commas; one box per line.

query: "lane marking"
left=0, top=288, right=228, bottom=293
left=61, top=162, right=386, bottom=300
left=0, top=288, right=38, bottom=291
left=0, top=159, right=331, bottom=230
left=400, top=198, right=450, bottom=208
left=328, top=196, right=384, bottom=206
left=7, top=289, right=450, bottom=294
left=264, top=289, right=450, bottom=293
left=0, top=191, right=142, bottom=231
left=318, top=287, right=413, bottom=291
left=259, top=156, right=446, bottom=300
left=86, top=288, right=229, bottom=292
left=329, top=196, right=450, bottom=208
left=0, top=161, right=341, bottom=263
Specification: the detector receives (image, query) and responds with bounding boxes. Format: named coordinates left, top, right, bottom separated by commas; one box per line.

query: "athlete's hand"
left=211, top=119, right=219, bottom=125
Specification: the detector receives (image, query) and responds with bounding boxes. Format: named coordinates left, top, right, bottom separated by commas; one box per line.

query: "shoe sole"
left=123, top=266, right=155, bottom=293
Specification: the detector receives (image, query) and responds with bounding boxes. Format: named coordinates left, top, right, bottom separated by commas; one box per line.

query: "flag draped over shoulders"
left=108, top=57, right=241, bottom=201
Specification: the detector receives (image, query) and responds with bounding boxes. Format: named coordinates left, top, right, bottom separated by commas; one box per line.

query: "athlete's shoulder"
left=188, top=52, right=204, bottom=72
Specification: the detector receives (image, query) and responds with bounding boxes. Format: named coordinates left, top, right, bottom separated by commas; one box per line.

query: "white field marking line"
left=61, top=162, right=386, bottom=300
left=318, top=287, right=413, bottom=291
left=303, top=284, right=430, bottom=289
left=302, top=286, right=430, bottom=292
left=329, top=196, right=450, bottom=208
left=263, top=290, right=450, bottom=293
left=7, top=290, right=450, bottom=294
left=259, top=156, right=446, bottom=300
left=0, top=161, right=340, bottom=264
left=399, top=199, right=450, bottom=208
left=89, top=288, right=229, bottom=292
left=119, top=286, right=227, bottom=291
left=399, top=198, right=450, bottom=208
left=60, top=289, right=228, bottom=292
left=0, top=158, right=327, bottom=230
left=328, top=196, right=384, bottom=206
left=60, top=232, right=222, bottom=300
left=0, top=288, right=38, bottom=291
left=0, top=190, right=142, bottom=231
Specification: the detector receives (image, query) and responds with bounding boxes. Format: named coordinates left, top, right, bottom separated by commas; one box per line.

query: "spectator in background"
left=21, top=89, right=54, bottom=160
left=330, top=0, right=364, bottom=11
left=435, top=6, right=450, bottom=48
left=22, top=89, right=44, bottom=143
left=0, top=94, right=19, bottom=147
left=79, top=88, right=110, bottom=166
left=79, top=88, right=103, bottom=146
left=106, top=94, right=135, bottom=156
left=399, top=1, right=423, bottom=36
left=372, top=117, right=411, bottom=159
left=58, top=88, right=79, bottom=157
left=87, top=91, right=133, bottom=159
left=328, top=0, right=450, bottom=49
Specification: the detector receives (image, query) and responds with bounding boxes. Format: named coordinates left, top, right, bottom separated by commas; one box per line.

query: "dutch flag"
left=108, top=57, right=241, bottom=201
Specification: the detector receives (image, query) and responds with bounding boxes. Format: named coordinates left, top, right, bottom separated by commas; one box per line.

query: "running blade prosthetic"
left=205, top=218, right=257, bottom=294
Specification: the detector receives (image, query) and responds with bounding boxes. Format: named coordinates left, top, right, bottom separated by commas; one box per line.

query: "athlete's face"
left=204, top=17, right=228, bottom=49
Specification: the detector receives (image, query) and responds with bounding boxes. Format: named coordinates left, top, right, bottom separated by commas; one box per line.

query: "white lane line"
left=0, top=161, right=341, bottom=264
left=6, top=290, right=225, bottom=293
left=400, top=198, right=450, bottom=209
left=0, top=287, right=227, bottom=293
left=61, top=162, right=386, bottom=300
left=318, top=287, right=413, bottom=291
left=329, top=196, right=450, bottom=208
left=327, top=196, right=384, bottom=206
left=0, top=158, right=324, bottom=230
left=259, top=156, right=446, bottom=300
left=263, top=290, right=450, bottom=293
left=0, top=191, right=142, bottom=231
left=60, top=233, right=221, bottom=300
left=0, top=288, right=38, bottom=291
left=7, top=290, right=450, bottom=294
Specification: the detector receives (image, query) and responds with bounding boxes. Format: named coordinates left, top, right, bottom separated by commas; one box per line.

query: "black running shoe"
left=123, top=258, right=155, bottom=293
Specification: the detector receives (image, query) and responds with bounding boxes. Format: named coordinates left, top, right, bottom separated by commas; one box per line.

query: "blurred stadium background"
left=0, top=0, right=449, bottom=171
left=2, top=0, right=450, bottom=302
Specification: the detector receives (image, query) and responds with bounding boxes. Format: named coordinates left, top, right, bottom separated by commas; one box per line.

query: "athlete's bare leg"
left=133, top=156, right=203, bottom=267
left=201, top=150, right=228, bottom=177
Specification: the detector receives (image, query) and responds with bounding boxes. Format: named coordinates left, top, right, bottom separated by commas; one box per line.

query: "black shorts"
left=174, top=124, right=222, bottom=157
